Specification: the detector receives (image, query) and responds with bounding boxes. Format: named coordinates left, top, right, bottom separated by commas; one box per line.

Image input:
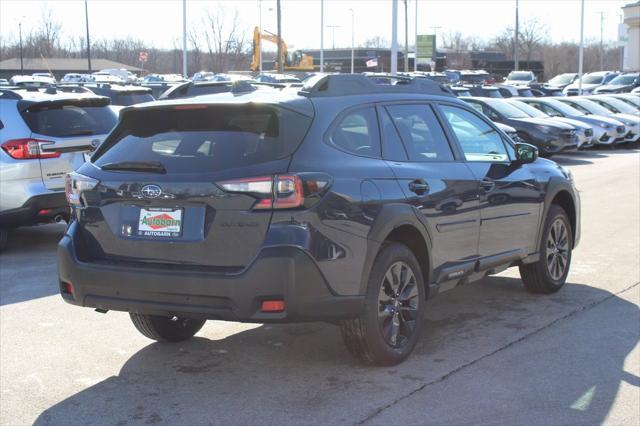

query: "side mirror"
left=514, top=143, right=538, bottom=164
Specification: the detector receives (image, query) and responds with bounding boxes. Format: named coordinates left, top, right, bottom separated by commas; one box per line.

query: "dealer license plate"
left=137, top=208, right=183, bottom=238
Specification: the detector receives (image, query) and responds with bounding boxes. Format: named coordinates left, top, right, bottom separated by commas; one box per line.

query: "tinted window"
left=379, top=107, right=408, bottom=161
left=111, top=93, right=154, bottom=106
left=329, top=107, right=380, bottom=158
left=94, top=105, right=311, bottom=173
left=21, top=105, right=116, bottom=137
left=439, top=105, right=509, bottom=162
left=385, top=104, right=453, bottom=162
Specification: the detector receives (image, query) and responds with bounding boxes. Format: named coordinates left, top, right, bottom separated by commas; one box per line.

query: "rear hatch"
left=76, top=102, right=312, bottom=269
left=19, top=97, right=117, bottom=190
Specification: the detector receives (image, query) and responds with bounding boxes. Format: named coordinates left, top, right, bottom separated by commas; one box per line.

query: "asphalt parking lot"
left=1, top=148, right=638, bottom=426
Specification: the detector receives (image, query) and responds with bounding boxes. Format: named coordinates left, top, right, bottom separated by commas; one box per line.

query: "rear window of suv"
left=94, top=105, right=312, bottom=173
left=21, top=104, right=116, bottom=137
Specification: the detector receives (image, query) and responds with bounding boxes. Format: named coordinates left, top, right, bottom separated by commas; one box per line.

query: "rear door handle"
left=480, top=177, right=495, bottom=191
left=409, top=179, right=429, bottom=194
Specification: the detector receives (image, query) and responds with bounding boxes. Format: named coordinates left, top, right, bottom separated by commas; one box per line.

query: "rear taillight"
left=218, top=174, right=329, bottom=210
left=1, top=138, right=60, bottom=160
left=65, top=172, right=99, bottom=206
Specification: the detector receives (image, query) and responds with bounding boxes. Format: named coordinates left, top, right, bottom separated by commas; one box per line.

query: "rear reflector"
left=61, top=281, right=74, bottom=295
left=261, top=300, right=285, bottom=312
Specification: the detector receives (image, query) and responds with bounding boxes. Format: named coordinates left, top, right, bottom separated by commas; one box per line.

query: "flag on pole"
left=366, top=57, right=378, bottom=68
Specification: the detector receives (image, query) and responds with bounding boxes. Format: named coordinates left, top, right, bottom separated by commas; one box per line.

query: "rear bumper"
left=0, top=192, right=68, bottom=228
left=58, top=222, right=364, bottom=323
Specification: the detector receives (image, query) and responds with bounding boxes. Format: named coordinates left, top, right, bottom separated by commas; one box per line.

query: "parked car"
left=464, top=85, right=503, bottom=98
left=563, top=71, right=620, bottom=96
left=158, top=80, right=275, bottom=100
left=458, top=70, right=495, bottom=85
left=536, top=86, right=565, bottom=97
left=91, top=71, right=125, bottom=84
left=504, top=70, right=537, bottom=86
left=462, top=97, right=579, bottom=155
left=555, top=97, right=637, bottom=143
left=505, top=99, right=595, bottom=149
left=450, top=86, right=471, bottom=97
left=9, top=75, right=52, bottom=87
left=496, top=85, right=520, bottom=98
left=0, top=79, right=9, bottom=87
left=593, top=72, right=640, bottom=94
left=495, top=122, right=524, bottom=143
left=81, top=83, right=154, bottom=107
left=0, top=87, right=118, bottom=250
left=58, top=74, right=580, bottom=365
left=32, top=73, right=57, bottom=84
left=581, top=96, right=640, bottom=143
left=609, top=93, right=640, bottom=108
left=631, top=86, right=640, bottom=94
left=99, top=68, right=137, bottom=84
left=545, top=73, right=578, bottom=90
left=254, top=73, right=301, bottom=84
left=517, top=97, right=627, bottom=146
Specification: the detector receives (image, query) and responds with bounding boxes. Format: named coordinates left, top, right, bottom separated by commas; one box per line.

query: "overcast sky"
left=0, top=0, right=630, bottom=52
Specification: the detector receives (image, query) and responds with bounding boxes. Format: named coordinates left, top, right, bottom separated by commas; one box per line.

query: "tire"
left=519, top=204, right=573, bottom=294
left=340, top=243, right=426, bottom=366
left=0, top=229, right=7, bottom=252
left=129, top=313, right=206, bottom=342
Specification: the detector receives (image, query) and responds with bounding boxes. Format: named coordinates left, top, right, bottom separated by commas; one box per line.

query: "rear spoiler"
left=17, top=96, right=111, bottom=113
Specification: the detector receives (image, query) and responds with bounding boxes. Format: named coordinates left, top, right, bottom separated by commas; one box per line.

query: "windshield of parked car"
left=581, top=74, right=605, bottom=84
left=507, top=100, right=549, bottom=118
left=111, top=93, right=154, bottom=106
left=608, top=74, right=638, bottom=85
left=548, top=74, right=575, bottom=85
left=484, top=99, right=530, bottom=118
left=507, top=72, right=533, bottom=81
left=563, top=98, right=611, bottom=115
left=597, top=97, right=638, bottom=114
left=543, top=99, right=586, bottom=116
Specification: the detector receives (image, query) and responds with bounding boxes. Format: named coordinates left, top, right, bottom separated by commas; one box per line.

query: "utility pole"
left=276, top=0, right=283, bottom=73
left=404, top=0, right=409, bottom=72
left=514, top=0, right=519, bottom=71
left=327, top=25, right=340, bottom=50
left=84, top=0, right=92, bottom=72
left=18, top=22, right=24, bottom=73
left=414, top=0, right=418, bottom=72
left=182, top=0, right=187, bottom=78
left=320, top=0, right=324, bottom=72
left=578, top=0, right=585, bottom=95
left=599, top=11, right=605, bottom=71
left=349, top=8, right=354, bottom=74
left=391, top=0, right=398, bottom=76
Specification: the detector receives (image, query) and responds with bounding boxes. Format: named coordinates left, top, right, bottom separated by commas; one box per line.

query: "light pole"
left=349, top=8, right=354, bottom=74
left=84, top=0, right=92, bottom=72
left=18, top=22, right=24, bottom=73
left=391, top=0, right=398, bottom=76
left=276, top=0, right=283, bottom=74
left=182, top=0, right=187, bottom=78
left=578, top=0, right=585, bottom=95
left=514, top=0, right=519, bottom=71
left=404, top=0, right=409, bottom=72
left=327, top=25, right=340, bottom=50
left=599, top=11, right=605, bottom=71
left=320, top=0, right=324, bottom=72
left=414, top=0, right=418, bottom=72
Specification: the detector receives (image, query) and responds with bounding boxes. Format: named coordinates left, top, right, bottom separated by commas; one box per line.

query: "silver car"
left=0, top=87, right=117, bottom=250
left=517, top=97, right=627, bottom=146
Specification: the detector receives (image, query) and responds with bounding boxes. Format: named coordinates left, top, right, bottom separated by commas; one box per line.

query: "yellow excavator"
left=251, top=26, right=315, bottom=72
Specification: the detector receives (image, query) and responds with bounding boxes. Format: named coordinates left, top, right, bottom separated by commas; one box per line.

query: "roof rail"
left=0, top=88, right=23, bottom=100
left=298, top=74, right=454, bottom=98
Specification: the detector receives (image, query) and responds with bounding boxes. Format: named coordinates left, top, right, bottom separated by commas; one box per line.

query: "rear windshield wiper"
left=100, top=161, right=166, bottom=174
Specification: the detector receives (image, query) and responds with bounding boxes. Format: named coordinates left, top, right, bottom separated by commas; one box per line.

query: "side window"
left=537, top=103, right=561, bottom=117
left=385, top=104, right=454, bottom=161
left=379, top=107, right=408, bottom=161
left=439, top=105, right=509, bottom=162
left=328, top=107, right=380, bottom=158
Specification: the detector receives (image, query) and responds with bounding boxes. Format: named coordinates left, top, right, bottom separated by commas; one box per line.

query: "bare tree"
left=202, top=6, right=249, bottom=72
left=362, top=36, right=388, bottom=48
left=519, top=19, right=548, bottom=62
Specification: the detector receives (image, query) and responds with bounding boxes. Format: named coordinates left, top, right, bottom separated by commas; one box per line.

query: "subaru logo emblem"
left=141, top=184, right=162, bottom=199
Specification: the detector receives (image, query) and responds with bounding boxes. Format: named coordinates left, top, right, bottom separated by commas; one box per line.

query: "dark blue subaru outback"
left=59, top=75, right=580, bottom=365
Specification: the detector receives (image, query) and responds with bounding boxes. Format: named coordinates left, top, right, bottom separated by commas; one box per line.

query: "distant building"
left=622, top=2, right=639, bottom=71
left=298, top=48, right=446, bottom=73
left=0, top=58, right=143, bottom=80
left=469, top=51, right=544, bottom=81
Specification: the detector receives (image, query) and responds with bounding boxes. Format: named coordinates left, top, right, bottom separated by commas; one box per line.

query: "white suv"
left=0, top=87, right=117, bottom=250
